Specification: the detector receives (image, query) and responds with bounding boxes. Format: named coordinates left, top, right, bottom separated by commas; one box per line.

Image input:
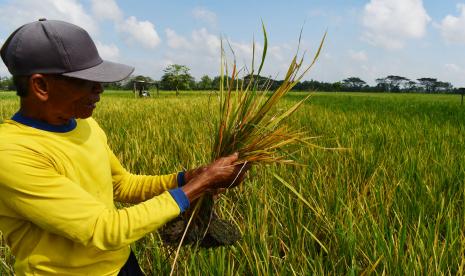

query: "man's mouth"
left=86, top=100, right=99, bottom=108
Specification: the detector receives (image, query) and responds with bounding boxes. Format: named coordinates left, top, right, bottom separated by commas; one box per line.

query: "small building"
left=133, top=80, right=158, bottom=97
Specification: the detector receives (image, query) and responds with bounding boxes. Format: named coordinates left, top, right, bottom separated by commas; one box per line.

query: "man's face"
left=44, top=75, right=103, bottom=124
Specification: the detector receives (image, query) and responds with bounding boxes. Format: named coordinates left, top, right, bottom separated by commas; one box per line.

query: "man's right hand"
left=181, top=153, right=250, bottom=202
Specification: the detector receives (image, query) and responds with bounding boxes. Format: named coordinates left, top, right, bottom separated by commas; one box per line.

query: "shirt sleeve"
left=0, top=148, right=181, bottom=251
left=108, top=145, right=179, bottom=203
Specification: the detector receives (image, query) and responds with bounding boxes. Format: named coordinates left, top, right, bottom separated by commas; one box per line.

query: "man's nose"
left=92, top=82, right=104, bottom=94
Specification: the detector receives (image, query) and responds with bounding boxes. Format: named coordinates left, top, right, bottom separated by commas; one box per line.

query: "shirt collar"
left=11, top=112, right=77, bottom=133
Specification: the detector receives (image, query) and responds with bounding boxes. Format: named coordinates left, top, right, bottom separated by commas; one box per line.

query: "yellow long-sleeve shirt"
left=0, top=116, right=183, bottom=275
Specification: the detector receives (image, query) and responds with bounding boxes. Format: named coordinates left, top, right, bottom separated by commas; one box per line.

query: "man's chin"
left=76, top=111, right=93, bottom=119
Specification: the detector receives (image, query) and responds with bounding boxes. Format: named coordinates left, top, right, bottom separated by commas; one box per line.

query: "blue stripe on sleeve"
left=168, top=188, right=190, bottom=213
left=177, top=171, right=186, bottom=187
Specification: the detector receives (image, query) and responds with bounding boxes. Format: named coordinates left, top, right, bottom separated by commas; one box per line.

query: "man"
left=0, top=19, right=247, bottom=275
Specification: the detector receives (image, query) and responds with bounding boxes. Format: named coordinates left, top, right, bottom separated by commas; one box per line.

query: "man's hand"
left=181, top=153, right=250, bottom=202
left=184, top=166, right=207, bottom=184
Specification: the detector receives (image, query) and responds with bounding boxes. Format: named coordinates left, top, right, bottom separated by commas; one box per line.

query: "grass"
left=0, top=90, right=464, bottom=275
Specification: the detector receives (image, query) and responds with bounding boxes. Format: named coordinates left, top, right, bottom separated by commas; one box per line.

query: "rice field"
left=1, top=90, right=465, bottom=275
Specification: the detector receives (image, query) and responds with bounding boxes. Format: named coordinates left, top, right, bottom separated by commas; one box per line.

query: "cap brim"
left=62, top=60, right=134, bottom=83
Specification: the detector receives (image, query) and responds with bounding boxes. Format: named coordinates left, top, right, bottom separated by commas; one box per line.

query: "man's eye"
left=72, top=79, right=92, bottom=87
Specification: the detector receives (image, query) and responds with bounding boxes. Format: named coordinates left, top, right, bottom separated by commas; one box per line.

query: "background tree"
left=103, top=81, right=123, bottom=90
left=210, top=75, right=235, bottom=91
left=417, top=78, right=438, bottom=93
left=119, top=75, right=156, bottom=91
left=404, top=80, right=417, bottom=92
left=211, top=76, right=221, bottom=91
left=342, top=77, right=367, bottom=91
left=160, top=64, right=194, bottom=95
left=385, top=75, right=409, bottom=92
left=375, top=78, right=388, bottom=92
left=0, top=76, right=14, bottom=91
left=197, top=75, right=213, bottom=90
left=332, top=81, right=343, bottom=92
left=436, top=81, right=453, bottom=93
left=376, top=76, right=410, bottom=92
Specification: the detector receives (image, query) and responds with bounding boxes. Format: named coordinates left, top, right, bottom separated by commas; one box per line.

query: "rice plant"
left=168, top=23, right=327, bottom=274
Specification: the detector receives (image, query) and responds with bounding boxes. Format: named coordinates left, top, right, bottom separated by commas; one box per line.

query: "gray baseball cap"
left=0, top=19, right=134, bottom=82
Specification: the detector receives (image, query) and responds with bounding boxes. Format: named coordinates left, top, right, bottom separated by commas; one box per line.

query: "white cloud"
left=445, top=63, right=465, bottom=74
left=91, top=0, right=123, bottom=21
left=225, top=40, right=266, bottom=73
left=192, top=7, right=217, bottom=26
left=269, top=46, right=284, bottom=61
left=117, top=16, right=161, bottom=49
left=161, top=59, right=174, bottom=69
left=348, top=50, right=368, bottom=62
left=0, top=0, right=99, bottom=36
left=163, top=28, right=255, bottom=77
left=193, top=29, right=221, bottom=55
left=90, top=0, right=161, bottom=50
left=437, top=4, right=465, bottom=44
left=443, top=63, right=465, bottom=87
left=165, top=28, right=189, bottom=49
left=95, top=41, right=120, bottom=60
left=362, top=0, right=431, bottom=50
left=162, top=27, right=299, bottom=79
left=166, top=28, right=221, bottom=56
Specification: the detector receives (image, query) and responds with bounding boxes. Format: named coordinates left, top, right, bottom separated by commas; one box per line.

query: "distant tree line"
left=336, top=76, right=455, bottom=93
left=0, top=76, right=14, bottom=91
left=0, top=65, right=461, bottom=94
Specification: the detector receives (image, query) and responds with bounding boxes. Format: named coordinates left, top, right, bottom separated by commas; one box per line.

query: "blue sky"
left=0, top=0, right=464, bottom=87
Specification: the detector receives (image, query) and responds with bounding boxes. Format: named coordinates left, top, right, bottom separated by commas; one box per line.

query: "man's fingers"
left=220, top=152, right=239, bottom=165
left=224, top=162, right=250, bottom=188
left=233, top=162, right=251, bottom=176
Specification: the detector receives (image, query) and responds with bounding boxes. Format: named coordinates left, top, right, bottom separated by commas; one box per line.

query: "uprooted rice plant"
left=164, top=25, right=329, bottom=274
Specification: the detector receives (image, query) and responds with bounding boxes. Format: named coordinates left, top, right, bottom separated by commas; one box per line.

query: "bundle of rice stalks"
left=164, top=23, right=326, bottom=274
left=212, top=27, right=326, bottom=165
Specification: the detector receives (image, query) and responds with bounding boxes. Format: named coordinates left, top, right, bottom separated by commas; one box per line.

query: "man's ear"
left=29, top=74, right=49, bottom=101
